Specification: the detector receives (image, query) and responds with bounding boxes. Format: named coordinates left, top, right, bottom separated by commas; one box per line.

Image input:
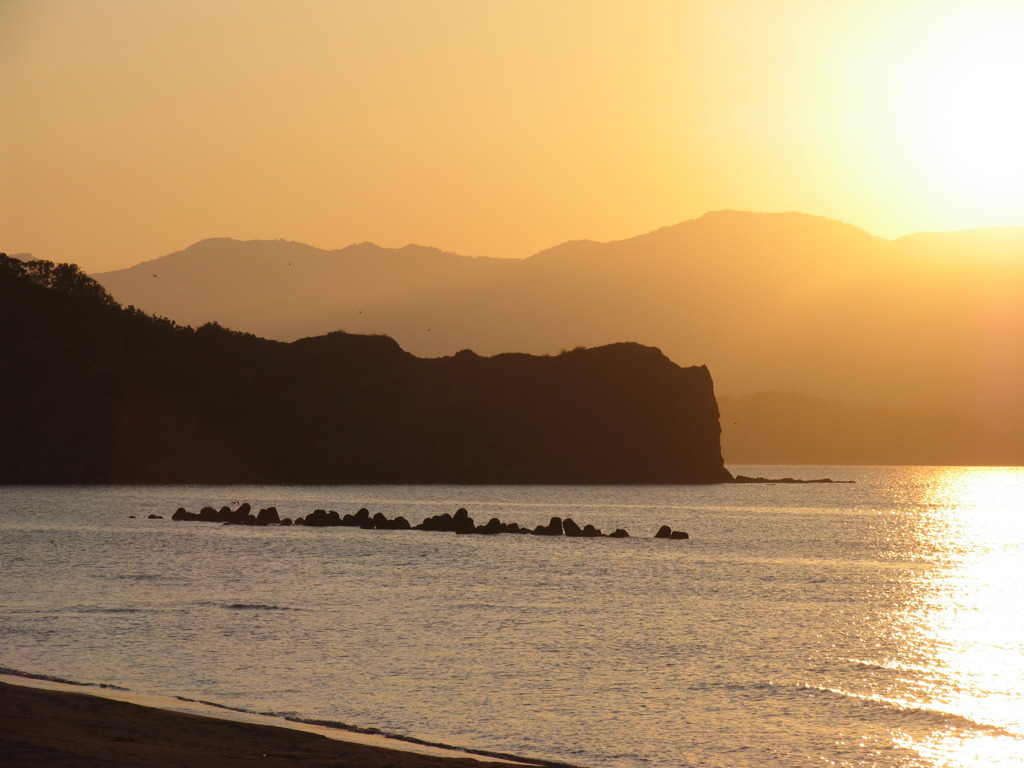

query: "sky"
left=3, top=0, right=1024, bottom=273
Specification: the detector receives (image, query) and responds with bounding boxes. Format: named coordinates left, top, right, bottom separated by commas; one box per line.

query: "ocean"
left=1, top=466, right=1022, bottom=767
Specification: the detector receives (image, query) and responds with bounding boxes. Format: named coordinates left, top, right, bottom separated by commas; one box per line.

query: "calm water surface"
left=1, top=466, right=1023, bottom=767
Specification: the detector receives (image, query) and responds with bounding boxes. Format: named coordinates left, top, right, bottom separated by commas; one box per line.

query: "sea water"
left=1, top=466, right=1022, bottom=768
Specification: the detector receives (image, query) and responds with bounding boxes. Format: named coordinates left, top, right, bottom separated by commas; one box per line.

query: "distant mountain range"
left=93, top=211, right=1024, bottom=466
left=1, top=254, right=728, bottom=484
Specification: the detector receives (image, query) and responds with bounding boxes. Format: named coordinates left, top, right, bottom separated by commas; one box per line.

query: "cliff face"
left=0, top=255, right=730, bottom=484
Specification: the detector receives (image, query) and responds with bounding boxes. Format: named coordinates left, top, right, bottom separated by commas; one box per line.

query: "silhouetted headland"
left=1, top=254, right=730, bottom=484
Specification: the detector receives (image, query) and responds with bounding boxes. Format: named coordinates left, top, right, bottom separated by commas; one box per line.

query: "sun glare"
left=895, top=467, right=1024, bottom=765
left=901, top=8, right=1024, bottom=205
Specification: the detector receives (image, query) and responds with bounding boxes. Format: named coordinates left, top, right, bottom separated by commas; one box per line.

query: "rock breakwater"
left=167, top=503, right=688, bottom=539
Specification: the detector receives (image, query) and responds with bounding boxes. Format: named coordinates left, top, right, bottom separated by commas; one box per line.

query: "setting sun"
left=899, top=5, right=1024, bottom=210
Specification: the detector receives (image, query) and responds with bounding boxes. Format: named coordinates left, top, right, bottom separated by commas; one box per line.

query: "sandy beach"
left=0, top=679, right=550, bottom=768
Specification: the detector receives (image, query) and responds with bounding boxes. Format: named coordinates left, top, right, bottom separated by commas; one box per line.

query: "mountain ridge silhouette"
left=90, top=210, right=1024, bottom=465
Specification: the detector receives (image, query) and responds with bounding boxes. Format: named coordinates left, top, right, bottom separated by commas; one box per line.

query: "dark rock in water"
left=563, top=518, right=583, bottom=537
left=128, top=515, right=136, bottom=518
left=533, top=516, right=563, bottom=536
left=256, top=507, right=280, bottom=526
left=303, top=509, right=332, bottom=527
left=582, top=524, right=601, bottom=537
left=477, top=517, right=504, bottom=535
left=450, top=508, right=475, bottom=533
left=373, top=512, right=410, bottom=530
left=654, top=525, right=689, bottom=539
left=279, top=518, right=293, bottom=526
left=417, top=511, right=454, bottom=531
left=198, top=506, right=220, bottom=522
left=230, top=507, right=252, bottom=524
left=294, top=516, right=305, bottom=525
left=341, top=508, right=369, bottom=526
left=344, top=508, right=371, bottom=527
left=147, top=514, right=163, bottom=519
left=172, top=508, right=196, bottom=521
left=609, top=528, right=629, bottom=538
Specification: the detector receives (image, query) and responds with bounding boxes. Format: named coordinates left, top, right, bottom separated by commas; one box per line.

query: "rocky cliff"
left=0, top=254, right=730, bottom=484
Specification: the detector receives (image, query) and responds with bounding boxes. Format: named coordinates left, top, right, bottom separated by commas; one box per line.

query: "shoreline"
left=0, top=674, right=573, bottom=768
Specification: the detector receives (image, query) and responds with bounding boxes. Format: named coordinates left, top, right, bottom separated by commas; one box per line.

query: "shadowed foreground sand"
left=0, top=680, right=547, bottom=768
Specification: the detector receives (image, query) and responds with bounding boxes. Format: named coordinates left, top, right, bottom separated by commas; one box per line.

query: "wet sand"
left=0, top=679, right=550, bottom=768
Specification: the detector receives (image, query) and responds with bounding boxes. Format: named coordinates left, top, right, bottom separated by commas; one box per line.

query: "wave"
left=6, top=606, right=172, bottom=617
left=0, top=667, right=569, bottom=768
left=687, top=679, right=780, bottom=693
left=281, top=715, right=578, bottom=768
left=846, top=657, right=937, bottom=676
left=189, top=601, right=303, bottom=611
left=0, top=666, right=129, bottom=691
left=172, top=694, right=280, bottom=716
left=222, top=603, right=300, bottom=611
left=69, top=606, right=155, bottom=614
left=800, top=683, right=1022, bottom=738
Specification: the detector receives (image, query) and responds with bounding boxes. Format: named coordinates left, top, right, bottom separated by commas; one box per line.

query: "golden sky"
left=3, top=0, right=1024, bottom=272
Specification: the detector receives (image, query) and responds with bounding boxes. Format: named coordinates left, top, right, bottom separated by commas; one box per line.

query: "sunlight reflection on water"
left=893, top=467, right=1024, bottom=766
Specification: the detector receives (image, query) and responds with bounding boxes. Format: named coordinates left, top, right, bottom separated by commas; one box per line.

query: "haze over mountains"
left=94, top=211, right=1024, bottom=465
